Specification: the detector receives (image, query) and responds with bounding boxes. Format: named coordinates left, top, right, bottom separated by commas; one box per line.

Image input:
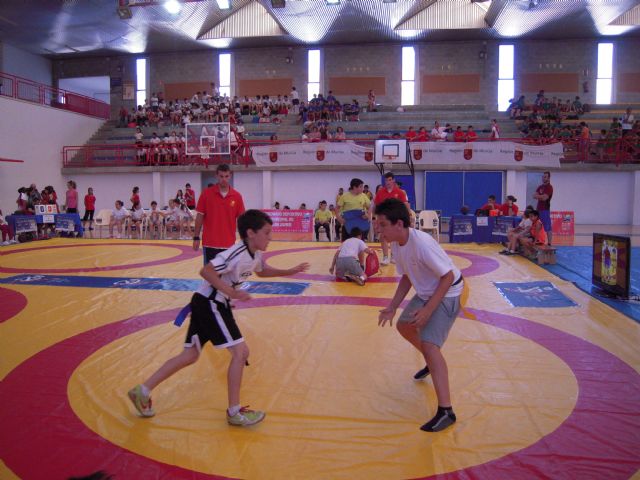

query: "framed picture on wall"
left=123, top=83, right=135, bottom=100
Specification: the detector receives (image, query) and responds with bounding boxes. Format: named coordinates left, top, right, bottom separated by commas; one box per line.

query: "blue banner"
left=55, top=217, right=76, bottom=232
left=492, top=217, right=514, bottom=238
left=14, top=217, right=37, bottom=234
left=0, top=274, right=309, bottom=295
left=494, top=281, right=577, bottom=308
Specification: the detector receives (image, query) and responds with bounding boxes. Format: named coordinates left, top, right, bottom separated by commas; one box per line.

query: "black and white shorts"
left=185, top=293, right=244, bottom=351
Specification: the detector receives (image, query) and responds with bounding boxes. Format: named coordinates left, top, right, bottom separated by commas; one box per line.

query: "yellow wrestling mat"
left=1, top=239, right=639, bottom=480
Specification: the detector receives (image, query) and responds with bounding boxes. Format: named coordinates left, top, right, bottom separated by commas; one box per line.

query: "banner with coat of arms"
left=253, top=141, right=563, bottom=168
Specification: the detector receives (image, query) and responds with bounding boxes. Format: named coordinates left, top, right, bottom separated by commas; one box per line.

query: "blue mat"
left=0, top=274, right=310, bottom=295
left=494, top=281, right=578, bottom=308
left=542, top=246, right=640, bottom=323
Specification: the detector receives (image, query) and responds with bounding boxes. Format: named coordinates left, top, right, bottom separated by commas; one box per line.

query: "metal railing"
left=62, top=137, right=640, bottom=168
left=0, top=71, right=110, bottom=120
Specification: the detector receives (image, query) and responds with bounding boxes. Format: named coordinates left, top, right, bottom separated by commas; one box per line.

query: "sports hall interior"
left=1, top=1, right=639, bottom=479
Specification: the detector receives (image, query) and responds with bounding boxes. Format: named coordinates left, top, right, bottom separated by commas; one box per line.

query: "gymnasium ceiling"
left=1, top=0, right=639, bottom=57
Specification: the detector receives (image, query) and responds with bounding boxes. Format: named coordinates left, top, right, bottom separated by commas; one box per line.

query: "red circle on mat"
left=0, top=243, right=199, bottom=273
left=1, top=299, right=638, bottom=479
left=0, top=287, right=28, bottom=323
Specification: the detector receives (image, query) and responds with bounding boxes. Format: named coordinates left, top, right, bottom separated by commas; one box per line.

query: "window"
left=401, top=46, right=415, bottom=106
left=135, top=58, right=147, bottom=107
left=219, top=53, right=231, bottom=98
left=596, top=43, right=613, bottom=105
left=497, top=45, right=514, bottom=111
left=308, top=49, right=320, bottom=101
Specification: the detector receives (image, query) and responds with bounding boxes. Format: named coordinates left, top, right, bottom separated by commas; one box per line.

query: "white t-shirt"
left=392, top=229, right=462, bottom=299
left=131, top=208, right=145, bottom=220
left=338, top=237, right=367, bottom=258
left=197, top=240, right=262, bottom=304
left=112, top=207, right=128, bottom=220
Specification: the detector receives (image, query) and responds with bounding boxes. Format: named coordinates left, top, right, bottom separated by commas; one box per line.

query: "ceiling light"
left=382, top=0, right=397, bottom=3
left=216, top=0, right=231, bottom=9
left=163, top=0, right=181, bottom=14
left=325, top=0, right=340, bottom=5
left=271, top=0, right=286, bottom=7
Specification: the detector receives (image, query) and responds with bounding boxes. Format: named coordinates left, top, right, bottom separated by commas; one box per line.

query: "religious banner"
left=263, top=209, right=313, bottom=241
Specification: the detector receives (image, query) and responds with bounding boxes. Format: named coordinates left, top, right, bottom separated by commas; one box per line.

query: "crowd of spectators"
left=507, top=91, right=640, bottom=160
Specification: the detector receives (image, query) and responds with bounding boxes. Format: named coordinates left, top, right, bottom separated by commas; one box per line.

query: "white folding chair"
left=93, top=209, right=112, bottom=239
left=418, top=210, right=440, bottom=242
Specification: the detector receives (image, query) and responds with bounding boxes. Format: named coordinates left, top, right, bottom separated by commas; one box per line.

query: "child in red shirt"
left=83, top=187, right=96, bottom=231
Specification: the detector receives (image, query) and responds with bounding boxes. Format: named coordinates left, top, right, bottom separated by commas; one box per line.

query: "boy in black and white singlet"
left=127, top=210, right=309, bottom=426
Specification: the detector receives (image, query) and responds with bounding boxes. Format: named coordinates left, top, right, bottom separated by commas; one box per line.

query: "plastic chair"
left=419, top=210, right=440, bottom=242
left=93, top=209, right=112, bottom=238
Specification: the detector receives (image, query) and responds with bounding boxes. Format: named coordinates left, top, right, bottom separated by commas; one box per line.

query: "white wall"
left=59, top=76, right=111, bottom=104
left=0, top=96, right=104, bottom=215
left=2, top=43, right=52, bottom=86
left=550, top=171, right=634, bottom=225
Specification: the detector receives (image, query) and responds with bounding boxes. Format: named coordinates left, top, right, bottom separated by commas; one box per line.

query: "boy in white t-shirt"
left=375, top=198, right=463, bottom=432
left=329, top=227, right=373, bottom=286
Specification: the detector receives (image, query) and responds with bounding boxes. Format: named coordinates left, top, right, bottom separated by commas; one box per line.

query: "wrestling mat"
left=0, top=239, right=639, bottom=480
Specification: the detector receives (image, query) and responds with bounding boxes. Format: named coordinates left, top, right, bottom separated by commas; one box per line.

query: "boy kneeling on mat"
left=375, top=198, right=463, bottom=432
left=127, top=210, right=309, bottom=426
left=329, top=227, right=373, bottom=286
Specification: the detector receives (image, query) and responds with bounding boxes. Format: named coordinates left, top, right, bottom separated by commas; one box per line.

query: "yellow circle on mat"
left=0, top=245, right=182, bottom=269
left=69, top=305, right=577, bottom=480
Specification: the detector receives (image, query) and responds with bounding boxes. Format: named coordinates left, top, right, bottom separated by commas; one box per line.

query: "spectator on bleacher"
left=307, top=126, right=321, bottom=142
left=109, top=200, right=128, bottom=238
left=535, top=90, right=545, bottom=107
left=149, top=133, right=161, bottom=164
left=578, top=122, right=591, bottom=162
left=571, top=96, right=584, bottom=115
left=430, top=121, right=447, bottom=141
left=291, top=86, right=300, bottom=114
left=490, top=119, right=500, bottom=140
left=65, top=181, right=78, bottom=214
left=499, top=195, right=519, bottom=216
left=509, top=95, right=526, bottom=119
left=283, top=205, right=291, bottom=210
left=416, top=126, right=428, bottom=142
left=82, top=187, right=96, bottom=231
left=621, top=108, right=635, bottom=137
left=367, top=90, right=376, bottom=112
left=405, top=126, right=417, bottom=141
left=334, top=126, right=346, bottom=142
left=453, top=126, right=465, bottom=142
left=320, top=127, right=331, bottom=141
left=274, top=201, right=280, bottom=209
left=466, top=126, right=478, bottom=142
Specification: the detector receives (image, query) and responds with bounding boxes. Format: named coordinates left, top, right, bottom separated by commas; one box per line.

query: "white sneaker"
left=1, top=241, right=8, bottom=246
left=381, top=256, right=390, bottom=266
left=10, top=239, right=18, bottom=244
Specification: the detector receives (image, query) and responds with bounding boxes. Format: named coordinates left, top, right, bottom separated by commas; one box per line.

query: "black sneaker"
left=413, top=365, right=430, bottom=380
left=420, top=407, right=456, bottom=432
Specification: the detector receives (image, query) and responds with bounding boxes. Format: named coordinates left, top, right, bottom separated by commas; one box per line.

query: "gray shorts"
left=398, top=294, right=460, bottom=347
left=335, top=257, right=363, bottom=278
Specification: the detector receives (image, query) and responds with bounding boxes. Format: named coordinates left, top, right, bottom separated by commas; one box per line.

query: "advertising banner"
left=264, top=209, right=313, bottom=241
left=551, top=211, right=575, bottom=236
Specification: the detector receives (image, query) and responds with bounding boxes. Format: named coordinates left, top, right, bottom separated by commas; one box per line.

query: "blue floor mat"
left=542, top=247, right=640, bottom=323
